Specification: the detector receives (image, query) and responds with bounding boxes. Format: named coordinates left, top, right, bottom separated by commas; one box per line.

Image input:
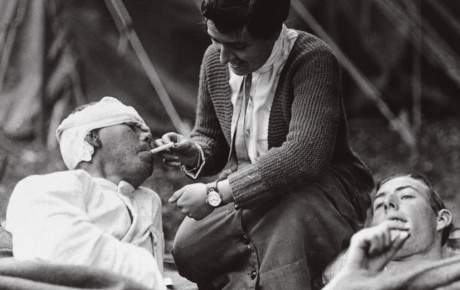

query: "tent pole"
left=0, top=0, right=25, bottom=95
left=291, top=0, right=416, bottom=147
left=410, top=0, right=422, bottom=140
left=378, top=0, right=460, bottom=90
left=422, top=0, right=460, bottom=37
left=104, top=0, right=190, bottom=136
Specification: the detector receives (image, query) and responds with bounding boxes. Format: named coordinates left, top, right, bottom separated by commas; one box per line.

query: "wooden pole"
left=378, top=0, right=460, bottom=90
left=422, top=0, right=460, bottom=39
left=0, top=1, right=25, bottom=95
left=104, top=0, right=190, bottom=136
left=410, top=0, right=422, bottom=139
left=291, top=0, right=417, bottom=147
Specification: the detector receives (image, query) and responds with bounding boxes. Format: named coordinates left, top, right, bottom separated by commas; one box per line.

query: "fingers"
left=368, top=229, right=390, bottom=256
left=173, top=142, right=193, bottom=152
left=161, top=152, right=181, bottom=167
left=164, top=160, right=181, bottom=167
left=161, top=132, right=181, bottom=144
left=154, top=137, right=182, bottom=167
left=169, top=189, right=184, bottom=203
left=371, top=230, right=410, bottom=272
left=387, top=231, right=410, bottom=256
left=367, top=220, right=410, bottom=256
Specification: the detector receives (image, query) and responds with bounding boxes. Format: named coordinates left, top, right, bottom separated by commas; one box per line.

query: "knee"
left=171, top=226, right=191, bottom=263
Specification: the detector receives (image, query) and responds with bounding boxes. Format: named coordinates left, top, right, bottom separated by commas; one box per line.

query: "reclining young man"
left=5, top=97, right=165, bottom=290
left=323, top=173, right=460, bottom=290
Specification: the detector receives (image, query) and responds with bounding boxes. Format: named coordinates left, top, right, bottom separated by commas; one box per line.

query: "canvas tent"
left=1, top=0, right=459, bottom=149
left=0, top=0, right=84, bottom=142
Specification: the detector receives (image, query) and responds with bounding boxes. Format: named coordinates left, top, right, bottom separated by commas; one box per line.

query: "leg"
left=173, top=168, right=369, bottom=290
left=172, top=204, right=252, bottom=288
left=244, top=169, right=361, bottom=290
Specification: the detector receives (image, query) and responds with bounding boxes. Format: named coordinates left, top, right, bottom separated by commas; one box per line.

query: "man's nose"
left=383, top=194, right=398, bottom=210
left=140, top=131, right=152, bottom=144
left=219, top=44, right=232, bottom=65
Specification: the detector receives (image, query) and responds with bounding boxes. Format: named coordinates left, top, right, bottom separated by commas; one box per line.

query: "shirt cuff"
left=181, top=143, right=206, bottom=180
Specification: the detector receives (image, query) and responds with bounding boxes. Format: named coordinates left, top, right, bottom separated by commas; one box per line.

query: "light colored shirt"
left=229, top=25, right=298, bottom=163
left=184, top=25, right=298, bottom=178
left=6, top=169, right=165, bottom=290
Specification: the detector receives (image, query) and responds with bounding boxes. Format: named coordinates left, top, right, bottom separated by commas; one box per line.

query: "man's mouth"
left=137, top=145, right=153, bottom=153
left=230, top=61, right=243, bottom=68
left=388, top=217, right=407, bottom=223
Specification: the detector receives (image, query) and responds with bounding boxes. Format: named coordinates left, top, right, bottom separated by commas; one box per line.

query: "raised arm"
left=323, top=220, right=410, bottom=290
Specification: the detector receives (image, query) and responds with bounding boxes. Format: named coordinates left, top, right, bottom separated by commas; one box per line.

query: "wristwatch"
left=206, top=180, right=223, bottom=207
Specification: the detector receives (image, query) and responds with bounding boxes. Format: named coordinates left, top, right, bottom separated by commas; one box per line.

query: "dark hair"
left=201, top=0, right=290, bottom=39
left=376, top=173, right=454, bottom=246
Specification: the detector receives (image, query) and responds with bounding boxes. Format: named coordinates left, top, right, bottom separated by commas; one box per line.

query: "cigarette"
left=151, top=142, right=175, bottom=154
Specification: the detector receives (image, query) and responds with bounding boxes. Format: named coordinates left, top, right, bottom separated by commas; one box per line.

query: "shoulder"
left=293, top=31, right=335, bottom=54
left=288, top=30, right=337, bottom=65
left=10, top=170, right=95, bottom=206
left=202, top=45, right=224, bottom=71
left=203, top=44, right=219, bottom=62
left=281, top=30, right=339, bottom=81
left=15, top=170, right=93, bottom=191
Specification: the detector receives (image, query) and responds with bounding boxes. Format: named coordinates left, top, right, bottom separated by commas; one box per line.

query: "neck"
left=79, top=161, right=141, bottom=188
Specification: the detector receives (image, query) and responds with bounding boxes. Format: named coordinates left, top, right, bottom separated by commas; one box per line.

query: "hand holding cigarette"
left=154, top=133, right=200, bottom=168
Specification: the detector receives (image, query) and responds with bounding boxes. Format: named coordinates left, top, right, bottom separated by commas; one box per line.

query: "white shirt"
left=229, top=25, right=298, bottom=163
left=6, top=169, right=165, bottom=290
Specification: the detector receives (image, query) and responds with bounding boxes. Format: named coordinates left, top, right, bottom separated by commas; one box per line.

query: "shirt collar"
left=94, top=178, right=136, bottom=197
left=254, top=25, right=297, bottom=74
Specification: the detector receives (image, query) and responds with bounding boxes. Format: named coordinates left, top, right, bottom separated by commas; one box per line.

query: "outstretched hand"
left=154, top=132, right=200, bottom=168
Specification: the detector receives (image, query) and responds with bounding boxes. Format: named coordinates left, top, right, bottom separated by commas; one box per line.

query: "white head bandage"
left=56, top=96, right=149, bottom=170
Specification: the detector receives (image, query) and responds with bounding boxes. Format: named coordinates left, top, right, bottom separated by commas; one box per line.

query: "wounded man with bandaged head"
left=5, top=97, right=166, bottom=290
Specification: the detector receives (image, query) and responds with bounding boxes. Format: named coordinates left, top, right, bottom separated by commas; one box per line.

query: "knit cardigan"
left=191, top=31, right=373, bottom=209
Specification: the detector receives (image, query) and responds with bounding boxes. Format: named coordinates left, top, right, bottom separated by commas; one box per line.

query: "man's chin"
left=139, top=151, right=155, bottom=163
left=132, top=166, right=153, bottom=187
left=392, top=247, right=414, bottom=261
left=135, top=156, right=154, bottom=180
left=229, top=65, right=249, bottom=76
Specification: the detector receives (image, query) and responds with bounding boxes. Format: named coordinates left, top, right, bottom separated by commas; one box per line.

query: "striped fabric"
left=191, top=30, right=373, bottom=213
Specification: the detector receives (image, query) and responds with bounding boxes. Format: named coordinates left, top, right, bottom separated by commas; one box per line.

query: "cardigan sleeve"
left=189, top=46, right=231, bottom=176
left=5, top=172, right=165, bottom=290
left=228, top=43, right=342, bottom=208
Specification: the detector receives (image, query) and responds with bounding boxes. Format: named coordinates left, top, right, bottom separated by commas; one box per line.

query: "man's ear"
left=437, top=209, right=453, bottom=231
left=84, top=131, right=102, bottom=148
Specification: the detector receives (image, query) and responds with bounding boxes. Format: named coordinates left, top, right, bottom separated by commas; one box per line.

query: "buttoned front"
left=228, top=25, right=299, bottom=164
left=241, top=234, right=251, bottom=245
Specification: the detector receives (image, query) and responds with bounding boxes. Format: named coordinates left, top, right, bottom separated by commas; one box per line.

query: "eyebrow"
left=209, top=36, right=246, bottom=46
left=374, top=185, right=419, bottom=200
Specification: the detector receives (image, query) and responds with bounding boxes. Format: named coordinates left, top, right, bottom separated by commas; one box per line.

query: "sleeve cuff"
left=181, top=143, right=206, bottom=180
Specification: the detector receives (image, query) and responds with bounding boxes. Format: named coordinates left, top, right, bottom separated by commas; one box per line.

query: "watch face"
left=207, top=191, right=222, bottom=207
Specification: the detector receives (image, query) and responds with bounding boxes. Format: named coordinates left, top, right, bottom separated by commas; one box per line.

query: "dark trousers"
left=172, top=168, right=370, bottom=290
left=0, top=227, right=12, bottom=259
